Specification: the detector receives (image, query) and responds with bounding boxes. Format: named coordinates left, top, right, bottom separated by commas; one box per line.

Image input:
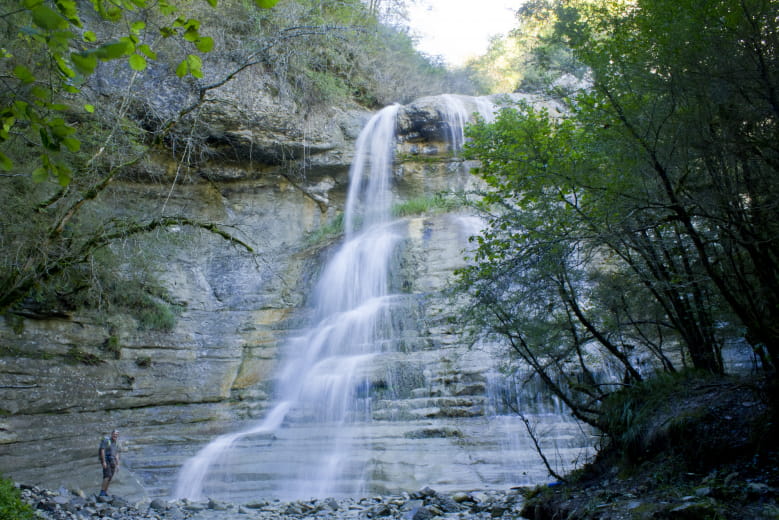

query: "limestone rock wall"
left=0, top=94, right=590, bottom=502
left=0, top=89, right=366, bottom=497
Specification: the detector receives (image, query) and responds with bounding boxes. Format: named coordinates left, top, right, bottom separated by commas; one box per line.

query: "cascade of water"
left=172, top=94, right=593, bottom=502
left=173, top=104, right=402, bottom=501
left=439, top=94, right=496, bottom=152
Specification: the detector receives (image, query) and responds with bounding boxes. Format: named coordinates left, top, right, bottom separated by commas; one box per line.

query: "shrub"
left=16, top=246, right=184, bottom=333
left=0, top=477, right=36, bottom=520
left=136, top=301, right=178, bottom=331
left=64, top=347, right=104, bottom=366
left=102, top=335, right=121, bottom=359
left=304, top=213, right=345, bottom=247
left=392, top=193, right=464, bottom=217
left=600, top=370, right=720, bottom=464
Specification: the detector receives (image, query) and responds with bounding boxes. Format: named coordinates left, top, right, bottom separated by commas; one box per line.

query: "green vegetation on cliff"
left=0, top=0, right=472, bottom=335
left=392, top=192, right=464, bottom=217
left=190, top=0, right=478, bottom=109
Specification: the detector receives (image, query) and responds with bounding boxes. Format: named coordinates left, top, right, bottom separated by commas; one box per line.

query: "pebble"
left=18, top=483, right=527, bottom=520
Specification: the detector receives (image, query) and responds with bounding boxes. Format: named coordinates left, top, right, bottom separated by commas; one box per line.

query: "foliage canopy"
left=460, top=0, right=779, bottom=431
left=0, top=0, right=279, bottom=185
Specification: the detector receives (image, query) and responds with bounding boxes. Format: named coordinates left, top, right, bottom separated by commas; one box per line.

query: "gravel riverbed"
left=20, top=484, right=527, bottom=520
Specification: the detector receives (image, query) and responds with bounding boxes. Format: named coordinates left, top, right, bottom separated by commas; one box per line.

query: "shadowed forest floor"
left=519, top=374, right=779, bottom=519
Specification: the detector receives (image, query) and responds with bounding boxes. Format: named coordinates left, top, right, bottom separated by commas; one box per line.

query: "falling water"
left=439, top=94, right=496, bottom=150
left=172, top=94, right=592, bottom=502
left=173, top=104, right=403, bottom=501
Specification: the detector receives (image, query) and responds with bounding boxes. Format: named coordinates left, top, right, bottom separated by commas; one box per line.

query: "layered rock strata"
left=0, top=93, right=589, bottom=502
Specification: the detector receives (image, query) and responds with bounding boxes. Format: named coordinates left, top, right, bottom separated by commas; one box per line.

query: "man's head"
left=111, top=430, right=119, bottom=440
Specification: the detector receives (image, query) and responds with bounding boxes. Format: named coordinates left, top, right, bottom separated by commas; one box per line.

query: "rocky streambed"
left=21, top=484, right=527, bottom=520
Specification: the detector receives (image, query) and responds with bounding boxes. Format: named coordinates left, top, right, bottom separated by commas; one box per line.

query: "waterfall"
left=172, top=94, right=592, bottom=502
left=439, top=94, right=496, bottom=151
left=173, top=104, right=403, bottom=501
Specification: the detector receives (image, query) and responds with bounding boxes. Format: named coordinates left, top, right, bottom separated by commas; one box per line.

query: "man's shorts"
left=102, top=463, right=116, bottom=479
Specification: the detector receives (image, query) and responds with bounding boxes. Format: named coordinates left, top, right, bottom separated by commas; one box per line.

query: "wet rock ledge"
left=20, top=484, right=526, bottom=520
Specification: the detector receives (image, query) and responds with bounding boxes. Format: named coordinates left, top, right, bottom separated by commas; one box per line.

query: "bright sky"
left=407, top=0, right=521, bottom=67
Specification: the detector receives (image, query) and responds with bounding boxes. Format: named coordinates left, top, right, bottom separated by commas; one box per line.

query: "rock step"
left=372, top=396, right=486, bottom=420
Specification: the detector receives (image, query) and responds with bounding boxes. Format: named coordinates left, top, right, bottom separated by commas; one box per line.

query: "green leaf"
left=1, top=115, right=15, bottom=136
left=128, top=53, right=147, bottom=71
left=186, top=54, right=202, bottom=78
left=121, top=35, right=138, bottom=48
left=55, top=0, right=80, bottom=23
left=55, top=163, right=72, bottom=186
left=175, top=59, right=188, bottom=77
left=31, top=85, right=49, bottom=99
left=253, top=0, right=278, bottom=7
left=158, top=0, right=176, bottom=15
left=84, top=104, right=95, bottom=113
left=183, top=26, right=199, bottom=42
left=40, top=128, right=58, bottom=151
left=23, top=0, right=44, bottom=8
left=95, top=0, right=122, bottom=21
left=49, top=118, right=74, bottom=138
left=83, top=30, right=97, bottom=42
left=138, top=44, right=157, bottom=60
left=204, top=0, right=217, bottom=6
left=71, top=51, right=98, bottom=75
left=13, top=65, right=35, bottom=83
left=13, top=101, right=30, bottom=117
left=48, top=29, right=75, bottom=53
left=130, top=21, right=146, bottom=33
left=194, top=36, right=213, bottom=53
left=174, top=17, right=199, bottom=29
left=31, top=5, right=69, bottom=30
left=54, top=55, right=75, bottom=78
left=96, top=40, right=132, bottom=60
left=0, top=151, right=12, bottom=171
left=32, top=166, right=48, bottom=182
left=62, top=136, right=80, bottom=152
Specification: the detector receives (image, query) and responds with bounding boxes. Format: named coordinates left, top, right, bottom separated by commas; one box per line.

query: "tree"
left=0, top=0, right=279, bottom=319
left=556, top=0, right=779, bottom=373
left=365, top=0, right=413, bottom=26
left=459, top=0, right=779, bottom=430
left=461, top=103, right=659, bottom=432
left=463, top=0, right=587, bottom=95
left=0, top=0, right=279, bottom=185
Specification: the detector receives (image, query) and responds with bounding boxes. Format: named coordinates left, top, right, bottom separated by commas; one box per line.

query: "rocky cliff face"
left=0, top=91, right=588, bottom=503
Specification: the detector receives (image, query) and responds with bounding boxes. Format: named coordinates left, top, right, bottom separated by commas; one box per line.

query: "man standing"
left=98, top=430, right=120, bottom=497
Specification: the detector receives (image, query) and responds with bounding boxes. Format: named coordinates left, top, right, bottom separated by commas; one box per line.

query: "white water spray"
left=438, top=94, right=496, bottom=151
left=173, top=104, right=402, bottom=501
left=172, top=94, right=590, bottom=502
